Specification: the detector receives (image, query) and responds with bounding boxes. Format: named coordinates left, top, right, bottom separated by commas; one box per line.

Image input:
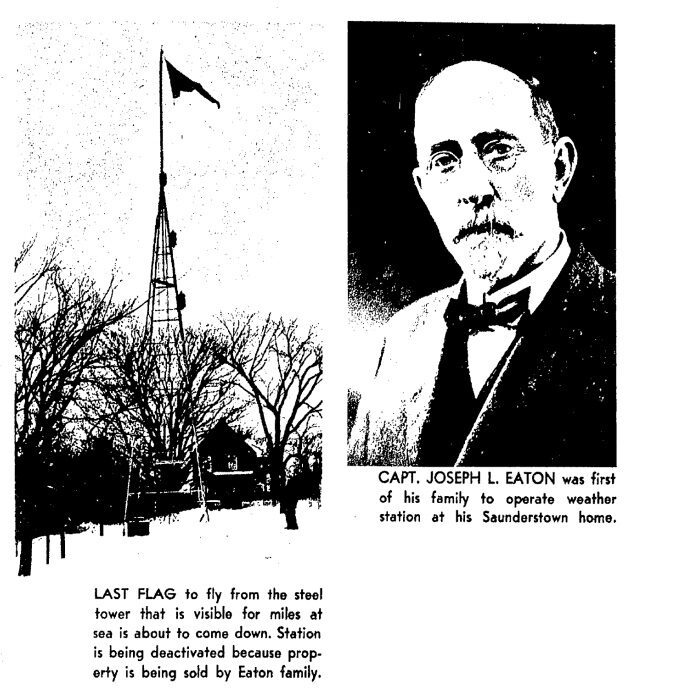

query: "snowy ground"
left=18, top=500, right=323, bottom=581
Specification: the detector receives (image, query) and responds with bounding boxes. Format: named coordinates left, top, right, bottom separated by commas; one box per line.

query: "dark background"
left=348, top=22, right=615, bottom=325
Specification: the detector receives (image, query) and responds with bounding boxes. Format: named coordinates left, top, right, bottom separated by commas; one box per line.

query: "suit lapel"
left=403, top=294, right=452, bottom=462
left=455, top=331, right=526, bottom=465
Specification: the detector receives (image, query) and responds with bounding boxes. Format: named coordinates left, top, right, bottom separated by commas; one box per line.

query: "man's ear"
left=553, top=136, right=577, bottom=203
left=412, top=166, right=424, bottom=196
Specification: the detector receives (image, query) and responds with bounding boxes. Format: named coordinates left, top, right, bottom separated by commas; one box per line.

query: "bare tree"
left=14, top=237, right=59, bottom=305
left=288, top=414, right=321, bottom=463
left=217, top=314, right=322, bottom=500
left=14, top=252, right=136, bottom=575
left=82, top=322, right=245, bottom=466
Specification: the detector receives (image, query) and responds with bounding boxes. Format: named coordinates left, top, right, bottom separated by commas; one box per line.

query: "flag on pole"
left=165, top=60, right=220, bottom=108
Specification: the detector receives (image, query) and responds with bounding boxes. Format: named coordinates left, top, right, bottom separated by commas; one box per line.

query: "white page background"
left=1, top=2, right=689, bottom=698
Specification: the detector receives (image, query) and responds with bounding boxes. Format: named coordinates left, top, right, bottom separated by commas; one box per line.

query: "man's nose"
left=455, top=153, right=494, bottom=208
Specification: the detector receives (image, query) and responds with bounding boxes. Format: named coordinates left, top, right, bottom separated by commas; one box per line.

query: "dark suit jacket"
left=348, top=245, right=615, bottom=466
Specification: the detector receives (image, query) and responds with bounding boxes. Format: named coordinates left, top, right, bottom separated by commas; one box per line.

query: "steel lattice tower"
left=124, top=49, right=207, bottom=529
left=143, top=171, right=203, bottom=483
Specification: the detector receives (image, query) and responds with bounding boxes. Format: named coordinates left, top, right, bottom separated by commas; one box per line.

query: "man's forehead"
left=414, top=61, right=541, bottom=149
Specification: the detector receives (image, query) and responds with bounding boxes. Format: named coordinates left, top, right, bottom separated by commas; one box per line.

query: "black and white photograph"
left=12, top=22, right=329, bottom=577
left=348, top=22, right=616, bottom=466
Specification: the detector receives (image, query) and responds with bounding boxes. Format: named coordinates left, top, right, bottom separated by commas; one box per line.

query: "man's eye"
left=483, top=141, right=514, bottom=158
left=428, top=152, right=459, bottom=173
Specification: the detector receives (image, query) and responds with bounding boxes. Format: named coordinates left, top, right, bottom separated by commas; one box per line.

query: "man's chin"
left=448, top=233, right=514, bottom=282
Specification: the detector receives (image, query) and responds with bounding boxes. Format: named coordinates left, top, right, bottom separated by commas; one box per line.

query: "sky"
left=15, top=21, right=335, bottom=328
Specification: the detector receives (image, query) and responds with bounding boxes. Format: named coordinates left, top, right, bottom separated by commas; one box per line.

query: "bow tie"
left=444, top=287, right=530, bottom=332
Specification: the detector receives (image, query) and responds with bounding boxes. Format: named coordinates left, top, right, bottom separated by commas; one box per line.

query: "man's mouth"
left=452, top=220, right=515, bottom=245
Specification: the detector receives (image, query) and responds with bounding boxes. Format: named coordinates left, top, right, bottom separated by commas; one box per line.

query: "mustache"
left=452, top=219, right=516, bottom=245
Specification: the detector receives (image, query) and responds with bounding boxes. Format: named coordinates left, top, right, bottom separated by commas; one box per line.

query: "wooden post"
left=18, top=536, right=32, bottom=576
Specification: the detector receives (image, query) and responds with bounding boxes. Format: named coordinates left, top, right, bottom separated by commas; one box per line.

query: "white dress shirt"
left=462, top=234, right=571, bottom=396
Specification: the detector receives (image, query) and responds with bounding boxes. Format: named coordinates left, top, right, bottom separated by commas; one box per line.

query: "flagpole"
left=159, top=47, right=164, bottom=180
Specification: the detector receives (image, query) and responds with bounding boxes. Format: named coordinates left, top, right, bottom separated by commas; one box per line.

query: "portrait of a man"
left=348, top=24, right=615, bottom=466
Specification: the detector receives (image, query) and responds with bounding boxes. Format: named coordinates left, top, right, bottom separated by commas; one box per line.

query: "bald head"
left=415, top=62, right=558, bottom=162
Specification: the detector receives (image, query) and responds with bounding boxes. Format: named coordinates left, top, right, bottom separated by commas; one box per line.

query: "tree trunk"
left=46, top=534, right=50, bottom=565
left=60, top=530, right=66, bottom=559
left=18, top=536, right=33, bottom=576
left=268, top=450, right=285, bottom=506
